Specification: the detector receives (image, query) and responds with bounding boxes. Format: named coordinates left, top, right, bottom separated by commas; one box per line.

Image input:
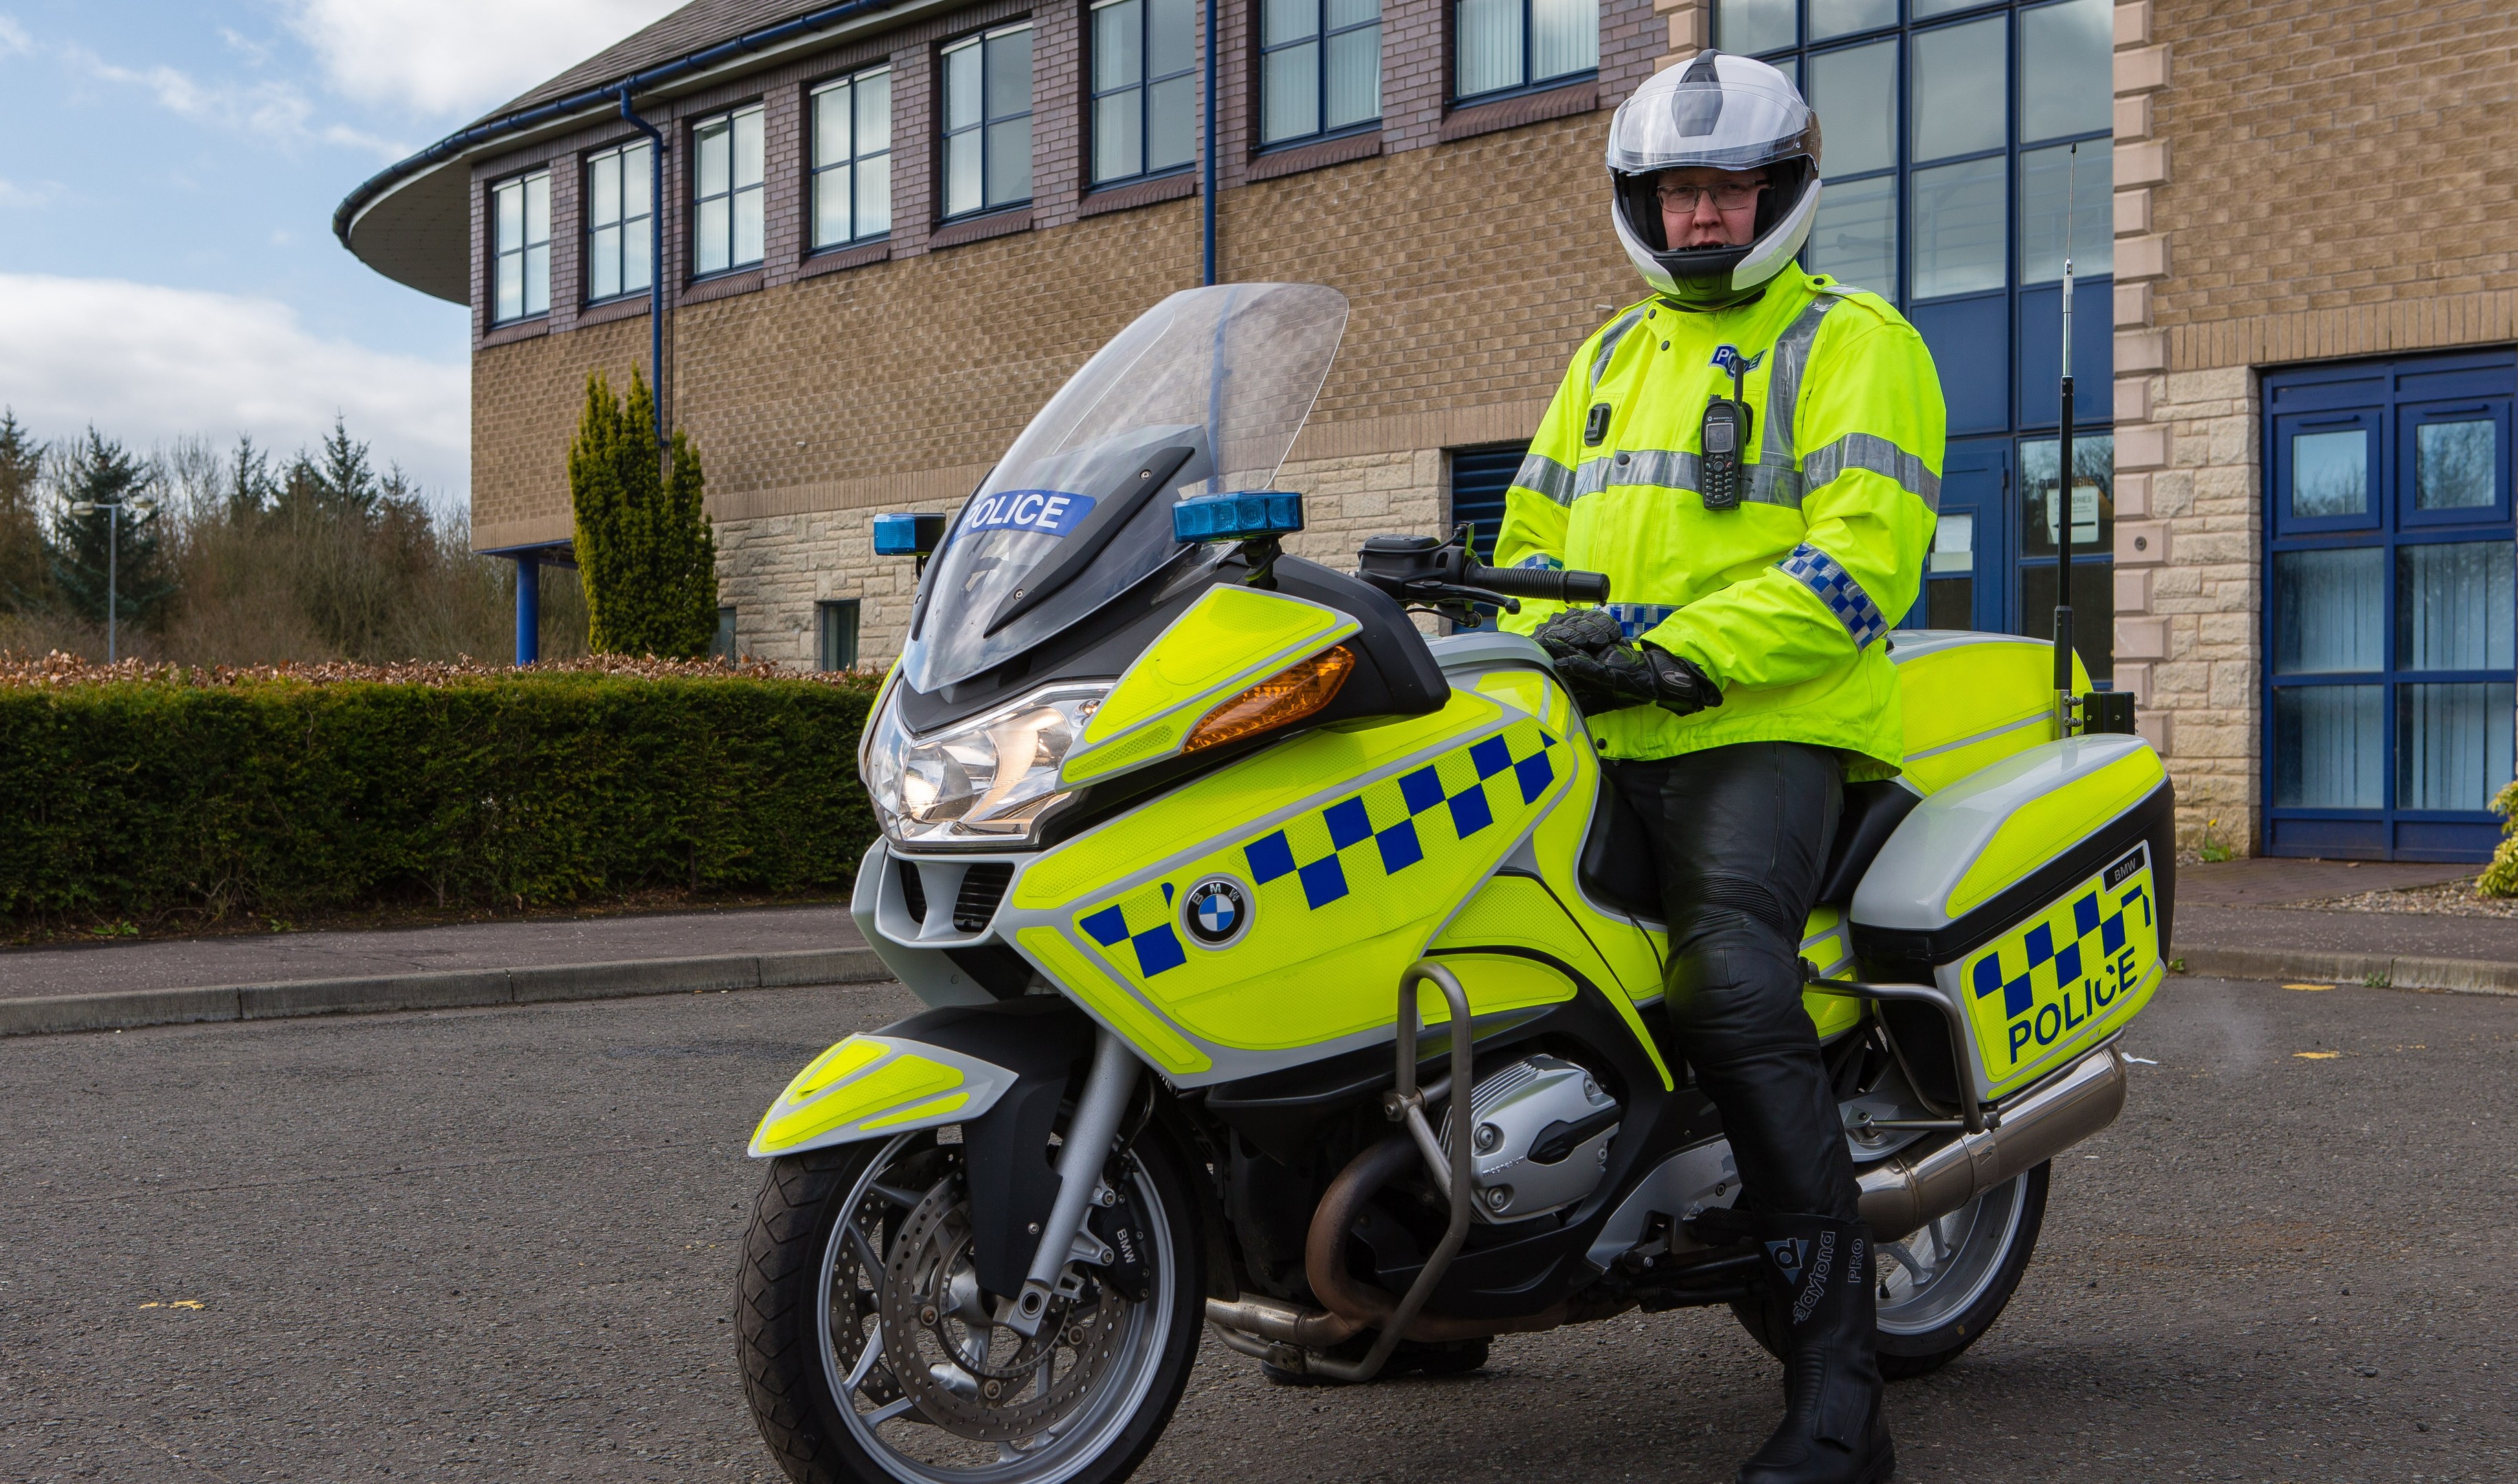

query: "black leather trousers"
left=1609, top=741, right=1861, bottom=1222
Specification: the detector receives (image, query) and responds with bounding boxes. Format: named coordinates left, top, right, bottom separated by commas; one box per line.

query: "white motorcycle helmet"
left=1608, top=49, right=1823, bottom=311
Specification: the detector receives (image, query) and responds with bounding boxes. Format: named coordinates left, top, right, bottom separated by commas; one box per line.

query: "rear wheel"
left=1729, top=1162, right=2050, bottom=1380
left=739, top=1128, right=1204, bottom=1484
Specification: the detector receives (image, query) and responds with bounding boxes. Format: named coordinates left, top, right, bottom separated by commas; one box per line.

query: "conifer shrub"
left=2481, top=780, right=2518, bottom=898
left=570, top=370, right=718, bottom=659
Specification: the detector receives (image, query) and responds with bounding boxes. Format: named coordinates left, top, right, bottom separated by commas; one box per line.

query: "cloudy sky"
left=0, top=0, right=687, bottom=504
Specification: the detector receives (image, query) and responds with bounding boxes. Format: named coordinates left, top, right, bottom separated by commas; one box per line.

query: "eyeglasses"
left=1654, top=181, right=1766, bottom=212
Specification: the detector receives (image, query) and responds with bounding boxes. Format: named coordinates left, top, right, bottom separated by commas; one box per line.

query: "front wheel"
left=1730, top=1162, right=2050, bottom=1380
left=739, top=1127, right=1205, bottom=1484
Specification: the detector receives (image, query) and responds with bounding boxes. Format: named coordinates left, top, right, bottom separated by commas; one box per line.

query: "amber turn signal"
left=1181, top=646, right=1356, bottom=754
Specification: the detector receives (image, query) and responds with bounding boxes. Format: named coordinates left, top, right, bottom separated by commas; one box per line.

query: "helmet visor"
left=1608, top=54, right=1817, bottom=177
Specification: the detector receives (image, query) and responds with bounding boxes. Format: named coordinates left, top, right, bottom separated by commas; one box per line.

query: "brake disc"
left=877, top=1175, right=1127, bottom=1443
left=827, top=1189, right=906, bottom=1410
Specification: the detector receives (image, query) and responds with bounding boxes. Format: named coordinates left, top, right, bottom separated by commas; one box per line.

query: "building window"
left=491, top=169, right=550, bottom=324
left=1260, top=0, right=1381, bottom=146
left=584, top=141, right=654, bottom=302
left=1724, top=0, right=2110, bottom=306
left=1092, top=0, right=1197, bottom=184
left=693, top=104, right=766, bottom=276
left=1454, top=0, right=1595, bottom=102
left=813, top=67, right=893, bottom=249
left=712, top=605, right=739, bottom=663
left=943, top=24, right=1034, bottom=218
left=818, top=599, right=862, bottom=671
left=1732, top=0, right=2114, bottom=668
left=2262, top=352, right=2516, bottom=862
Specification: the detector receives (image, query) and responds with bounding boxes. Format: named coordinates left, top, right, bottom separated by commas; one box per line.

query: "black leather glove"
left=1531, top=608, right=1627, bottom=714
left=1532, top=606, right=1627, bottom=665
left=1552, top=636, right=1724, bottom=719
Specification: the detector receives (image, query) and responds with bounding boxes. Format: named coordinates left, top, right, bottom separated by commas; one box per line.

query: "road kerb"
left=0, top=947, right=896, bottom=1039
left=2179, top=946, right=2518, bottom=997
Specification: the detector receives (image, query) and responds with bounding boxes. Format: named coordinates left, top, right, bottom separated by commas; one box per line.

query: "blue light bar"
left=1172, top=491, right=1306, bottom=544
left=873, top=512, right=948, bottom=556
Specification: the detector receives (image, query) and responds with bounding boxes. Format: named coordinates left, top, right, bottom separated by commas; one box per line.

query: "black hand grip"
left=1470, top=562, right=1611, bottom=605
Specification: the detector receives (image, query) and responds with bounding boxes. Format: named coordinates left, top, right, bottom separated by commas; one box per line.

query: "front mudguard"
left=750, top=998, right=1100, bottom=1297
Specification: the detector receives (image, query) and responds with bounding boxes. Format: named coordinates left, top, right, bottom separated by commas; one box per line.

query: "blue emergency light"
left=1171, top=491, right=1306, bottom=544
left=873, top=512, right=948, bottom=556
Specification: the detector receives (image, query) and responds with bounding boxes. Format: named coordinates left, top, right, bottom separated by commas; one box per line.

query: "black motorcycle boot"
left=1735, top=1211, right=1894, bottom=1484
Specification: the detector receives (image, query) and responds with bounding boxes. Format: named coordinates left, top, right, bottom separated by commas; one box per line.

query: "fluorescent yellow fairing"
left=1798, top=906, right=1865, bottom=1039
left=1946, top=747, right=2165, bottom=917
left=1957, top=851, right=2163, bottom=1097
left=749, top=1035, right=1019, bottom=1157
left=1893, top=636, right=2093, bottom=795
left=1014, top=925, right=1213, bottom=1075
left=1062, top=585, right=1359, bottom=787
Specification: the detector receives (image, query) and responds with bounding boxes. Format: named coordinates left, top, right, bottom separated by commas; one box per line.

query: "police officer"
left=1497, top=50, right=1941, bottom=1484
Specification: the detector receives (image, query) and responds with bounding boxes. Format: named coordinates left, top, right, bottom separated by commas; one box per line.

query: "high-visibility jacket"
left=1495, top=269, right=1944, bottom=776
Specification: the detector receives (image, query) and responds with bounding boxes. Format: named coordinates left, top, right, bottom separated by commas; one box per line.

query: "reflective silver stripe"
left=1802, top=431, right=1941, bottom=510
left=1512, top=451, right=1579, bottom=506
left=1759, top=294, right=1840, bottom=474
left=1570, top=449, right=1805, bottom=509
left=1590, top=306, right=1651, bottom=390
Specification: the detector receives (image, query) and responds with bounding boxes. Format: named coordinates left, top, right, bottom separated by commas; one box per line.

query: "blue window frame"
left=812, top=67, right=893, bottom=249
left=2263, top=351, right=2517, bottom=862
left=1260, top=0, right=1382, bottom=146
left=1092, top=0, right=1197, bottom=184
left=584, top=140, right=654, bottom=303
left=818, top=598, right=862, bottom=671
left=490, top=168, right=550, bottom=324
left=691, top=104, right=766, bottom=276
left=1455, top=0, right=1596, bottom=103
left=942, top=23, right=1034, bottom=219
left=1726, top=0, right=2113, bottom=663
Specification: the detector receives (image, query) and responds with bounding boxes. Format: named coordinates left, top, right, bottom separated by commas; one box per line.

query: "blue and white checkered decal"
left=1074, top=719, right=1568, bottom=980
left=1242, top=728, right=1559, bottom=912
left=1777, top=542, right=1887, bottom=649
left=1603, top=602, right=1680, bottom=640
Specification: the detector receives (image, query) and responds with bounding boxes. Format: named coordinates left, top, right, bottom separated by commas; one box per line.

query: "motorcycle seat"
left=1813, top=779, right=1921, bottom=906
left=1576, top=773, right=1920, bottom=921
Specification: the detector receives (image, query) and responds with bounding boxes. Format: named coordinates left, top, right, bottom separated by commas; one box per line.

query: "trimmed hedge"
left=0, top=670, right=879, bottom=925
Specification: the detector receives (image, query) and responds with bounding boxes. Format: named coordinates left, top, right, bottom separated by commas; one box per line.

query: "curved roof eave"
left=333, top=0, right=948, bottom=304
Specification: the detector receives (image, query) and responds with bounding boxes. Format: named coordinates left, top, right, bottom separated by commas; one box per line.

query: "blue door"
left=1906, top=436, right=2011, bottom=631
left=2263, top=352, right=2517, bottom=862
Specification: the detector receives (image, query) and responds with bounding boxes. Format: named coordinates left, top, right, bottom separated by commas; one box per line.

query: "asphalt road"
left=3, top=974, right=2513, bottom=1483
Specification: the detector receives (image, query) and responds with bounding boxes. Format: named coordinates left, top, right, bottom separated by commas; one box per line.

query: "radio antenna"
left=2053, top=142, right=2079, bottom=738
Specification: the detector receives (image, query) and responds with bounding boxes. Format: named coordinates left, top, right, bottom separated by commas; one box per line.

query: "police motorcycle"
left=736, top=282, right=2173, bottom=1484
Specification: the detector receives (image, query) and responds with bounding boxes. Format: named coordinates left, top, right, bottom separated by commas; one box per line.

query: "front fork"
left=1005, top=1028, right=1141, bottom=1338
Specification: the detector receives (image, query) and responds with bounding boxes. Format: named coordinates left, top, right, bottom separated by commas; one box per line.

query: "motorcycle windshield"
left=903, top=282, right=1350, bottom=693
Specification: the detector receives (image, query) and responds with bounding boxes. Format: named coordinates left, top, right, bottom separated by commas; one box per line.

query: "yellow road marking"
left=2282, top=982, right=2334, bottom=992
left=2294, top=1050, right=2340, bottom=1059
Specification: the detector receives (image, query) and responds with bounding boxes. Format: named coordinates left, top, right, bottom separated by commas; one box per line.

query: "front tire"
left=739, top=1128, right=1205, bottom=1484
left=1730, top=1162, right=2050, bottom=1380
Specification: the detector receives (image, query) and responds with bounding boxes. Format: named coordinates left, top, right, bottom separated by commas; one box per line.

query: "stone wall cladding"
left=2117, top=0, right=2518, bottom=851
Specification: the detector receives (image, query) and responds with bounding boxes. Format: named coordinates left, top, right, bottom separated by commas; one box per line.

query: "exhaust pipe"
left=1857, top=1044, right=2126, bottom=1237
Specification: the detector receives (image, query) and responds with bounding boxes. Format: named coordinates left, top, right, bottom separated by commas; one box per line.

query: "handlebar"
left=1471, top=562, right=1611, bottom=606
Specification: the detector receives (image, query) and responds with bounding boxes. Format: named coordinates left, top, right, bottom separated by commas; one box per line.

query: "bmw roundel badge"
left=1182, top=877, right=1251, bottom=948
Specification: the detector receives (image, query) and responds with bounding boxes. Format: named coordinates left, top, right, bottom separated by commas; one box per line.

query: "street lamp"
left=65, top=497, right=155, bottom=663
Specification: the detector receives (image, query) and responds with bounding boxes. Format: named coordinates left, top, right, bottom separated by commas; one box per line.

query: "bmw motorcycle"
left=735, top=283, right=2173, bottom=1484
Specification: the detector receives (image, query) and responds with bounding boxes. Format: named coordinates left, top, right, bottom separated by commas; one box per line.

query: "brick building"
left=335, top=0, right=2518, bottom=862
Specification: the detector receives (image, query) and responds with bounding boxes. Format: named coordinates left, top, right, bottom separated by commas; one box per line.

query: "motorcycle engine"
left=1440, top=1054, right=1622, bottom=1224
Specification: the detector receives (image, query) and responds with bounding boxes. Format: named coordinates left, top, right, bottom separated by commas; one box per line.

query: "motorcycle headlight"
left=862, top=682, right=1107, bottom=848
